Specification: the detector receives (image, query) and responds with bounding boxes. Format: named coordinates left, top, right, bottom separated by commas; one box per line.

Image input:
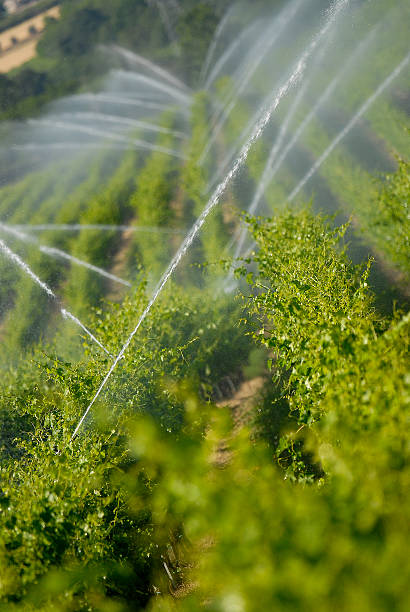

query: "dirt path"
left=0, top=6, right=60, bottom=73
left=106, top=227, right=136, bottom=301
left=216, top=375, right=265, bottom=426
left=212, top=375, right=266, bottom=466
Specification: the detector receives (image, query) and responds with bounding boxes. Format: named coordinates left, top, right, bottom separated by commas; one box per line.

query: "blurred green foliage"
left=367, top=157, right=410, bottom=279
left=176, top=4, right=219, bottom=85
left=0, top=2, right=409, bottom=608
left=1, top=210, right=409, bottom=610
left=0, top=280, right=252, bottom=608
left=0, top=0, right=228, bottom=119
left=181, top=92, right=229, bottom=272
left=127, top=115, right=180, bottom=281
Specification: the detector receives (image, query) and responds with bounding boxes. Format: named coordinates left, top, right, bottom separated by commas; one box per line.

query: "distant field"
left=0, top=5, right=60, bottom=72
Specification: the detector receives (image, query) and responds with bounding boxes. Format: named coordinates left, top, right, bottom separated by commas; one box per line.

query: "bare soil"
left=0, top=6, right=60, bottom=73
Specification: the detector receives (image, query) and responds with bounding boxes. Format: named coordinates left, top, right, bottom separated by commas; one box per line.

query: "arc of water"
left=265, top=27, right=381, bottom=198
left=27, top=119, right=187, bottom=160
left=9, top=143, right=137, bottom=153
left=288, top=51, right=410, bottom=202
left=206, top=29, right=326, bottom=195
left=200, top=3, right=237, bottom=84
left=72, top=93, right=171, bottom=111
left=205, top=94, right=268, bottom=195
left=9, top=224, right=185, bottom=234
left=98, top=92, right=167, bottom=101
left=211, top=20, right=374, bottom=211
left=70, top=0, right=350, bottom=442
left=232, top=81, right=309, bottom=260
left=109, top=45, right=188, bottom=91
left=233, top=50, right=410, bottom=279
left=64, top=112, right=187, bottom=139
left=199, top=0, right=304, bottom=165
left=230, top=28, right=338, bottom=258
left=204, top=20, right=262, bottom=90
left=114, top=70, right=191, bottom=105
left=40, top=246, right=132, bottom=287
left=0, top=238, right=111, bottom=356
left=155, top=0, right=181, bottom=50
left=0, top=223, right=131, bottom=287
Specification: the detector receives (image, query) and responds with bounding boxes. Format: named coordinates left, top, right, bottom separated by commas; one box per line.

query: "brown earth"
left=0, top=5, right=60, bottom=73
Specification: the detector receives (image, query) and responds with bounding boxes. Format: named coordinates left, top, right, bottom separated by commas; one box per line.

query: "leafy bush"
left=145, top=211, right=410, bottom=610
left=1, top=211, right=409, bottom=610
left=238, top=210, right=387, bottom=477
left=38, top=7, right=107, bottom=57
left=0, top=281, right=252, bottom=608
left=128, top=119, right=180, bottom=280
left=367, top=157, right=410, bottom=279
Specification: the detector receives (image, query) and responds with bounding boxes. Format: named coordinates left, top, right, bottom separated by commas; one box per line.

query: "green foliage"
left=63, top=195, right=121, bottom=314
left=367, top=157, right=410, bottom=278
left=0, top=150, right=122, bottom=356
left=181, top=93, right=209, bottom=215
left=176, top=4, right=219, bottom=85
left=62, top=150, right=139, bottom=314
left=180, top=92, right=228, bottom=271
left=0, top=280, right=252, bottom=608
left=128, top=119, right=179, bottom=280
left=144, top=212, right=409, bottom=611
left=0, top=70, right=49, bottom=115
left=38, top=6, right=107, bottom=57
left=0, top=0, right=225, bottom=119
left=2, top=249, right=62, bottom=355
left=0, top=3, right=409, bottom=608
left=238, top=210, right=385, bottom=476
left=1, top=210, right=409, bottom=610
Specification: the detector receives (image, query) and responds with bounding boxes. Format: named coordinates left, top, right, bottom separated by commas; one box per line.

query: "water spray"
left=8, top=224, right=185, bottom=234
left=199, top=0, right=304, bottom=165
left=59, top=113, right=188, bottom=139
left=232, top=80, right=309, bottom=260
left=288, top=52, right=410, bottom=202
left=0, top=238, right=111, bottom=356
left=71, top=93, right=172, bottom=112
left=0, top=223, right=131, bottom=287
left=27, top=119, right=187, bottom=160
left=109, top=45, right=188, bottom=91
left=114, top=70, right=191, bottom=106
left=200, top=4, right=237, bottom=84
left=204, top=20, right=262, bottom=90
left=265, top=26, right=381, bottom=201
left=70, top=0, right=351, bottom=441
left=232, top=49, right=410, bottom=279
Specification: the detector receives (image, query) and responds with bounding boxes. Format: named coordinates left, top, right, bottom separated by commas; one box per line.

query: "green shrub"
left=367, top=157, right=410, bottom=278
left=1, top=211, right=409, bottom=610
left=0, top=281, right=252, bottom=608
